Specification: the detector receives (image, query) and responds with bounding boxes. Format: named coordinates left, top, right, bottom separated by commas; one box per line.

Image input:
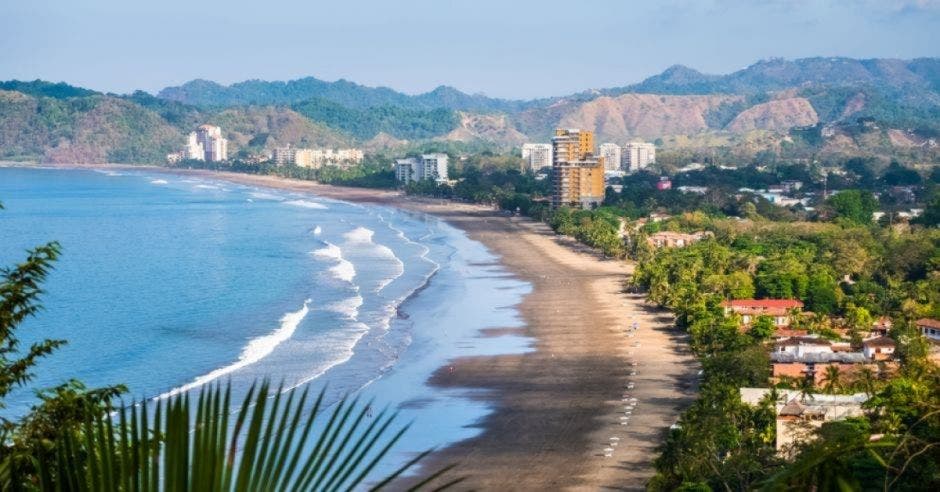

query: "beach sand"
left=43, top=166, right=701, bottom=490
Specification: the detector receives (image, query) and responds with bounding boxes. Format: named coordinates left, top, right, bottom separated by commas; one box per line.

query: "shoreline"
left=10, top=164, right=700, bottom=489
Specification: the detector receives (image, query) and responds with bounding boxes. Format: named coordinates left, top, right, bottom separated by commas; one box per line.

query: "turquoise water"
left=0, top=167, right=532, bottom=479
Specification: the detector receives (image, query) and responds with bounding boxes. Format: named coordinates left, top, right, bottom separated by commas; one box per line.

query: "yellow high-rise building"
left=551, top=129, right=605, bottom=209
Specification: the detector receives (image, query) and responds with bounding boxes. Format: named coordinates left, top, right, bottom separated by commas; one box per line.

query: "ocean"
left=0, top=167, right=532, bottom=479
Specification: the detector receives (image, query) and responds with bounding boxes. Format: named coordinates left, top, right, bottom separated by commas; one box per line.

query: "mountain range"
left=2, top=57, right=940, bottom=165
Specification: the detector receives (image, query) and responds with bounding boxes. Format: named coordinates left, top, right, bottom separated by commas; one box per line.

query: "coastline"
left=13, top=164, right=700, bottom=489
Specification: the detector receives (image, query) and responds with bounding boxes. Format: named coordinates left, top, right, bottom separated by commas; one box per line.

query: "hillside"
left=0, top=89, right=180, bottom=163
left=725, top=97, right=818, bottom=133
left=550, top=93, right=738, bottom=141
left=158, top=77, right=527, bottom=112
left=2, top=56, right=940, bottom=165
left=620, top=57, right=940, bottom=98
left=207, top=106, right=352, bottom=151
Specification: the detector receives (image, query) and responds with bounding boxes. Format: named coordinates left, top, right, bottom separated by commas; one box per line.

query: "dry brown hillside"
left=441, top=111, right=528, bottom=145
left=555, top=93, right=738, bottom=141
left=725, top=97, right=818, bottom=132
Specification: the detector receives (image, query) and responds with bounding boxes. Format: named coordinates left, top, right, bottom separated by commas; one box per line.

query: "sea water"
left=0, top=167, right=533, bottom=480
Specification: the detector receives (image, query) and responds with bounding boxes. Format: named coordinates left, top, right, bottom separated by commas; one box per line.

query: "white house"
left=916, top=318, right=940, bottom=342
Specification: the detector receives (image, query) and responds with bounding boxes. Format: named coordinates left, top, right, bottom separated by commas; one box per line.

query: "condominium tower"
left=395, top=153, right=449, bottom=184
left=521, top=143, right=553, bottom=170
left=551, top=129, right=605, bottom=209
left=167, top=124, right=228, bottom=163
left=195, top=125, right=228, bottom=162
left=622, top=142, right=656, bottom=172
left=598, top=143, right=622, bottom=172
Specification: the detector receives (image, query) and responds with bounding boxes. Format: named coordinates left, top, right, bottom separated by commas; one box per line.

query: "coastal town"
left=2, top=1, right=939, bottom=488
left=154, top=121, right=940, bottom=488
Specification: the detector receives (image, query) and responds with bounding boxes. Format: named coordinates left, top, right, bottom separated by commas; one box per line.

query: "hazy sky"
left=2, top=0, right=939, bottom=99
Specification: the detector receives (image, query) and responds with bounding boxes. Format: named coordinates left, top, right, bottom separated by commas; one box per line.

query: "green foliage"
left=0, top=241, right=66, bottom=412
left=825, top=189, right=879, bottom=226
left=171, top=159, right=398, bottom=190
left=0, top=80, right=98, bottom=99
left=755, top=254, right=809, bottom=299
left=292, top=98, right=459, bottom=140
left=806, top=271, right=840, bottom=315
left=18, top=382, right=456, bottom=491
left=636, top=217, right=940, bottom=489
left=749, top=316, right=776, bottom=341
left=157, top=77, right=524, bottom=112
left=548, top=207, right=625, bottom=258
left=0, top=92, right=181, bottom=163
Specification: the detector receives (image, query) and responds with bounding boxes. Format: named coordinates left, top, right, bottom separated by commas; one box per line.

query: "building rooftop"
left=722, top=299, right=804, bottom=310
left=862, top=335, right=896, bottom=348
left=771, top=352, right=869, bottom=364
left=916, top=318, right=940, bottom=329
left=773, top=336, right=832, bottom=347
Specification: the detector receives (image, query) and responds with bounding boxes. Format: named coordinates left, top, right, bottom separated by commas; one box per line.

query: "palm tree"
left=851, top=366, right=877, bottom=396
left=19, top=381, right=459, bottom=491
left=820, top=365, right=842, bottom=395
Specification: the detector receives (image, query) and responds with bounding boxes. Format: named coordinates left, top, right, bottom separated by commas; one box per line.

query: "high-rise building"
left=167, top=125, right=228, bottom=163
left=622, top=142, right=656, bottom=172
left=521, top=143, right=553, bottom=170
left=551, top=129, right=605, bottom=209
left=598, top=143, right=622, bottom=172
left=272, top=145, right=296, bottom=166
left=184, top=132, right=204, bottom=160
left=395, top=153, right=449, bottom=184
left=195, top=125, right=228, bottom=162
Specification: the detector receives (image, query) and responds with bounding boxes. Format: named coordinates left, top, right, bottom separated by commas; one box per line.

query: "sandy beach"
left=28, top=166, right=700, bottom=490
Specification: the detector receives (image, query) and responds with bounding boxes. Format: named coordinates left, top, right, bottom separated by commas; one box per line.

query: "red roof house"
left=721, top=299, right=804, bottom=327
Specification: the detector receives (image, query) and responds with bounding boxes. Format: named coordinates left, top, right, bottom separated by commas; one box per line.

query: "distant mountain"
left=0, top=80, right=99, bottom=99
left=157, top=77, right=527, bottom=113
left=619, top=57, right=940, bottom=96
left=2, top=56, right=940, bottom=165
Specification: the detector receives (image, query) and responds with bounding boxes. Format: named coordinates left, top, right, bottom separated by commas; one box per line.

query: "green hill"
left=3, top=57, right=940, bottom=165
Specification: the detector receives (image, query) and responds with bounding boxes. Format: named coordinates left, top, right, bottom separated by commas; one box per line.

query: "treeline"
left=292, top=98, right=459, bottom=140
left=169, top=158, right=397, bottom=188
left=631, top=217, right=940, bottom=490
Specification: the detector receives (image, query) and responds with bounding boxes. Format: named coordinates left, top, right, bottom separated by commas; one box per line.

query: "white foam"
left=313, top=243, right=356, bottom=283
left=150, top=179, right=169, bottom=185
left=286, top=199, right=328, bottom=210
left=159, top=300, right=311, bottom=399
left=341, top=226, right=405, bottom=291
left=283, top=320, right=370, bottom=392
left=326, top=294, right=364, bottom=319
left=250, top=191, right=284, bottom=201
left=194, top=184, right=220, bottom=190
left=343, top=226, right=375, bottom=243
left=313, top=226, right=322, bottom=235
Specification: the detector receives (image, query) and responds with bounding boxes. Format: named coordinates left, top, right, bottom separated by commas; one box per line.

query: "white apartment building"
left=271, top=146, right=296, bottom=166
left=395, top=153, right=449, bottom=184
left=167, top=124, right=228, bottom=163
left=521, top=143, right=553, bottom=170
left=271, top=146, right=365, bottom=168
left=598, top=143, right=622, bottom=172
left=184, top=132, right=204, bottom=160
left=196, top=125, right=228, bottom=162
left=622, top=142, right=656, bottom=172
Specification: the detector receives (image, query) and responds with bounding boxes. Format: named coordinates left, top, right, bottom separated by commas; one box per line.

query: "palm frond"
left=36, top=381, right=455, bottom=491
